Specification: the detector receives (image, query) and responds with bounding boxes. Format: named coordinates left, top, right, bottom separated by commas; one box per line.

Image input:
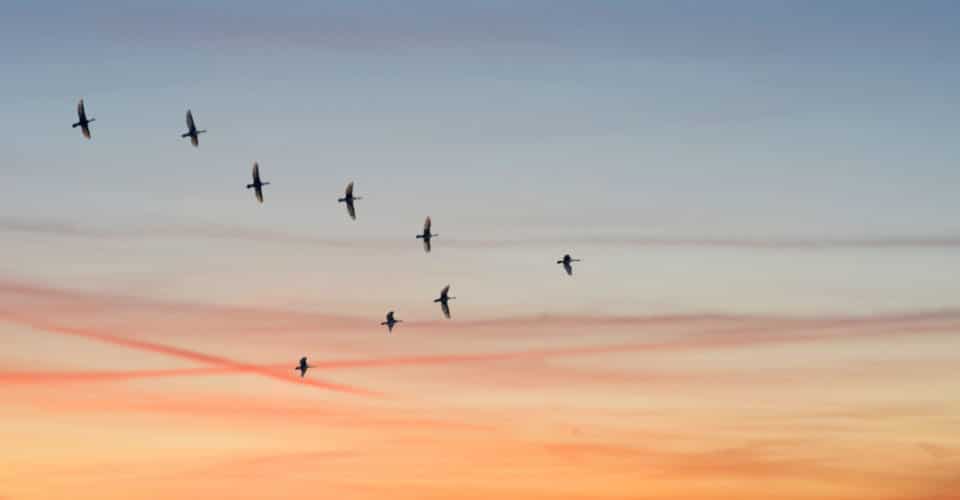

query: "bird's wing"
left=81, top=124, right=91, bottom=139
left=255, top=185, right=264, bottom=203
left=77, top=99, right=86, bottom=119
left=386, top=311, right=394, bottom=321
left=564, top=261, right=573, bottom=275
left=423, top=238, right=431, bottom=253
left=423, top=216, right=431, bottom=233
left=441, top=285, right=450, bottom=297
left=252, top=163, right=261, bottom=183
left=345, top=181, right=354, bottom=197
left=186, top=110, right=195, bottom=131
left=191, top=135, right=199, bottom=147
left=441, top=301, right=451, bottom=319
left=346, top=199, right=356, bottom=219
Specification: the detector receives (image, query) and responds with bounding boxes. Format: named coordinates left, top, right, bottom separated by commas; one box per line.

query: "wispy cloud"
left=0, top=311, right=381, bottom=398
left=4, top=216, right=960, bottom=251
left=0, top=367, right=229, bottom=384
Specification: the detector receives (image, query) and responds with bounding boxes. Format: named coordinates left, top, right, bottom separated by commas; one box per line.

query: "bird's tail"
left=197, top=130, right=207, bottom=134
left=261, top=182, right=270, bottom=186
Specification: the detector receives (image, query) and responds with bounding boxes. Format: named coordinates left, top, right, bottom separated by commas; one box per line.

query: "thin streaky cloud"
left=4, top=277, right=960, bottom=340
left=10, top=276, right=960, bottom=336
left=0, top=367, right=233, bottom=384
left=3, top=216, right=960, bottom=250
left=0, top=310, right=382, bottom=398
left=2, top=316, right=956, bottom=387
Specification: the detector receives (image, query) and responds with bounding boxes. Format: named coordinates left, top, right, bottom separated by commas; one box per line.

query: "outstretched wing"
left=441, top=301, right=451, bottom=319
left=252, top=163, right=261, bottom=183
left=422, top=237, right=431, bottom=253
left=346, top=199, right=356, bottom=219
left=186, top=110, right=196, bottom=132
left=191, top=134, right=199, bottom=147
left=386, top=311, right=394, bottom=322
left=345, top=181, right=354, bottom=197
left=77, top=99, right=86, bottom=120
left=81, top=124, right=91, bottom=139
left=563, top=261, right=573, bottom=276
left=255, top=185, right=264, bottom=203
left=423, top=216, right=431, bottom=233
left=300, top=356, right=307, bottom=365
left=440, top=285, right=450, bottom=298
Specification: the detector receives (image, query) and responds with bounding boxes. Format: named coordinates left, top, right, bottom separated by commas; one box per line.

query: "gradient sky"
left=2, top=2, right=960, bottom=499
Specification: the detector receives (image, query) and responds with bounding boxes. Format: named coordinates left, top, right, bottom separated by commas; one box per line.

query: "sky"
left=1, top=1, right=960, bottom=499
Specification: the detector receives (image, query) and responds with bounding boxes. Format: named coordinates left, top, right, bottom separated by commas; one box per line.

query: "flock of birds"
left=72, top=98, right=583, bottom=378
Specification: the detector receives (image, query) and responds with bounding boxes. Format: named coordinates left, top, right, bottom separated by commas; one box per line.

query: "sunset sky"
left=2, top=2, right=960, bottom=499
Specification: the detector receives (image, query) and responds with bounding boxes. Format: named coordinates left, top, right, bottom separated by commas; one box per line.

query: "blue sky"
left=1, top=0, right=959, bottom=314
left=2, top=5, right=960, bottom=498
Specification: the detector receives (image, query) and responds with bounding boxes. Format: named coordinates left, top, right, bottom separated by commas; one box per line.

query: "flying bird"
left=180, top=109, right=207, bottom=147
left=433, top=285, right=455, bottom=319
left=246, top=162, right=270, bottom=203
left=72, top=99, right=95, bottom=139
left=337, top=181, right=362, bottom=220
left=380, top=310, right=402, bottom=333
left=416, top=216, right=438, bottom=253
left=295, top=356, right=313, bottom=378
left=556, top=254, right=582, bottom=276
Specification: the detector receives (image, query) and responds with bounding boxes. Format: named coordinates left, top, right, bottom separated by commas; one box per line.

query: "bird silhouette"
left=72, top=99, right=94, bottom=139
left=433, top=285, right=455, bottom=319
left=246, top=162, right=270, bottom=203
left=380, top=310, right=402, bottom=333
left=180, top=109, right=207, bottom=147
left=556, top=254, right=582, bottom=276
left=295, top=356, right=313, bottom=378
left=416, top=216, right=437, bottom=253
left=337, top=181, right=362, bottom=220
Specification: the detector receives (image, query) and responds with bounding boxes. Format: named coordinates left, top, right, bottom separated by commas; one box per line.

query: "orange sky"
left=2, top=278, right=959, bottom=500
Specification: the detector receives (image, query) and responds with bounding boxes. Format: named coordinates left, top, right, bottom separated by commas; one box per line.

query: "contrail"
left=0, top=311, right=382, bottom=398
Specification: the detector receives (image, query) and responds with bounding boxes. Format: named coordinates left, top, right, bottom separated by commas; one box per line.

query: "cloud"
left=0, top=367, right=230, bottom=384
left=0, top=310, right=381, bottom=398
left=4, top=215, right=960, bottom=251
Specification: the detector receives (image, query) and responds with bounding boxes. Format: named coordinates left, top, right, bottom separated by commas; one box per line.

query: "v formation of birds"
left=72, top=99, right=583, bottom=378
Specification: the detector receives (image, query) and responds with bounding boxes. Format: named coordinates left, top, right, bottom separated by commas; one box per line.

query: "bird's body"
left=556, top=254, right=582, bottom=276
left=246, top=162, right=270, bottom=203
left=433, top=285, right=455, bottom=319
left=72, top=99, right=94, bottom=139
left=337, top=181, right=361, bottom=220
left=416, top=216, right=438, bottom=253
left=180, top=109, right=207, bottom=147
left=380, top=310, right=402, bottom=333
left=295, top=356, right=313, bottom=378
